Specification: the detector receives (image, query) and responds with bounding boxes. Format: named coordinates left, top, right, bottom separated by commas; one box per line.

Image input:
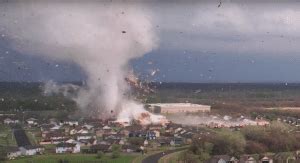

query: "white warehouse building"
left=147, top=103, right=211, bottom=114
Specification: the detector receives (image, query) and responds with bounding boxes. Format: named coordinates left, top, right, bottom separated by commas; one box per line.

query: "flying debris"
left=151, top=70, right=157, bottom=76
left=122, top=30, right=126, bottom=33
left=150, top=69, right=159, bottom=76
left=218, top=0, right=222, bottom=7
left=125, top=72, right=154, bottom=94
left=195, top=89, right=202, bottom=93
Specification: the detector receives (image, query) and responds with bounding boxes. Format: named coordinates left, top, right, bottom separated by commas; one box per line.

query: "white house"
left=64, top=121, right=79, bottom=126
left=83, top=124, right=94, bottom=130
left=153, top=130, right=160, bottom=137
left=103, top=126, right=111, bottom=130
left=56, top=143, right=80, bottom=153
left=77, top=129, right=89, bottom=134
left=66, top=138, right=76, bottom=144
left=19, top=146, right=44, bottom=156
left=50, top=125, right=61, bottom=130
left=70, top=127, right=89, bottom=135
left=144, top=140, right=149, bottom=146
left=26, top=118, right=38, bottom=125
left=76, top=133, right=94, bottom=141
left=4, top=118, right=19, bottom=124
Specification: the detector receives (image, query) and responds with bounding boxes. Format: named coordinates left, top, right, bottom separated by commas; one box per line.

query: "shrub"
left=111, top=150, right=120, bottom=158
left=96, top=151, right=104, bottom=159
left=111, top=144, right=121, bottom=159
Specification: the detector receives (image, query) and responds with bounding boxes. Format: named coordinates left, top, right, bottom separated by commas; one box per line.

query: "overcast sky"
left=1, top=1, right=300, bottom=83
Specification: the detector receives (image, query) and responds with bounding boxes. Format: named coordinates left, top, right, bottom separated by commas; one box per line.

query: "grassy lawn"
left=0, top=124, right=16, bottom=146
left=24, top=127, right=42, bottom=146
left=25, top=130, right=37, bottom=145
left=8, top=154, right=137, bottom=163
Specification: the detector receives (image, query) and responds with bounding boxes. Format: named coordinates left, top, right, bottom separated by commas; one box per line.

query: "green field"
left=0, top=124, right=16, bottom=147
left=7, top=154, right=137, bottom=163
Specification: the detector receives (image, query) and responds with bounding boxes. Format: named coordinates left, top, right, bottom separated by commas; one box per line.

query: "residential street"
left=142, top=148, right=184, bottom=163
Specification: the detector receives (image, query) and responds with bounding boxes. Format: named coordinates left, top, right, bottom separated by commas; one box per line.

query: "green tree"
left=178, top=151, right=200, bottom=163
left=212, top=130, right=246, bottom=156
left=111, top=144, right=121, bottom=159
left=127, top=137, right=144, bottom=146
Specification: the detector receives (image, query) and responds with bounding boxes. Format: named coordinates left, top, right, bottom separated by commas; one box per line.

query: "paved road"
left=12, top=125, right=31, bottom=147
left=142, top=148, right=184, bottom=163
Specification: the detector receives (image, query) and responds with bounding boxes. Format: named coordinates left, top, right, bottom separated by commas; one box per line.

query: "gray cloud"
left=153, top=2, right=300, bottom=56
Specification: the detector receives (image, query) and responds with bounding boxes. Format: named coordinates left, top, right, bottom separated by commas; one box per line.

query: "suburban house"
left=19, top=145, right=44, bottom=156
left=83, top=124, right=94, bottom=130
left=103, top=125, right=111, bottom=130
left=205, top=155, right=238, bottom=163
left=76, top=133, right=95, bottom=141
left=156, top=137, right=172, bottom=146
left=3, top=118, right=19, bottom=124
left=148, top=124, right=162, bottom=130
left=44, top=131, right=66, bottom=141
left=170, top=137, right=184, bottom=146
left=65, top=138, right=76, bottom=144
left=103, top=133, right=124, bottom=140
left=56, top=143, right=80, bottom=154
left=40, top=124, right=55, bottom=132
left=26, top=118, right=38, bottom=125
left=50, top=125, right=61, bottom=130
left=64, top=121, right=79, bottom=126
left=260, top=156, right=273, bottom=163
left=70, top=127, right=89, bottom=135
left=239, top=155, right=257, bottom=163
left=78, top=138, right=97, bottom=146
left=152, top=130, right=160, bottom=137
left=146, top=131, right=156, bottom=140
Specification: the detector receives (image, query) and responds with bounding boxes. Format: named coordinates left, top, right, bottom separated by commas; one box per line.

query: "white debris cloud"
left=0, top=0, right=162, bottom=122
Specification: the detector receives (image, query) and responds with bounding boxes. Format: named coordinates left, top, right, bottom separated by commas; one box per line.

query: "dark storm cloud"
left=2, top=1, right=300, bottom=82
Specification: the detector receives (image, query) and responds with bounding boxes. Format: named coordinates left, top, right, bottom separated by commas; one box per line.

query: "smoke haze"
left=0, top=1, right=159, bottom=120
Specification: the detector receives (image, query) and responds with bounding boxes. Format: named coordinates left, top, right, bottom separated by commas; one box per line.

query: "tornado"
left=0, top=0, right=166, bottom=124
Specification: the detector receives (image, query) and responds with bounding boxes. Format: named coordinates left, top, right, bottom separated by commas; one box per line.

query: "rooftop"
left=149, top=103, right=210, bottom=107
